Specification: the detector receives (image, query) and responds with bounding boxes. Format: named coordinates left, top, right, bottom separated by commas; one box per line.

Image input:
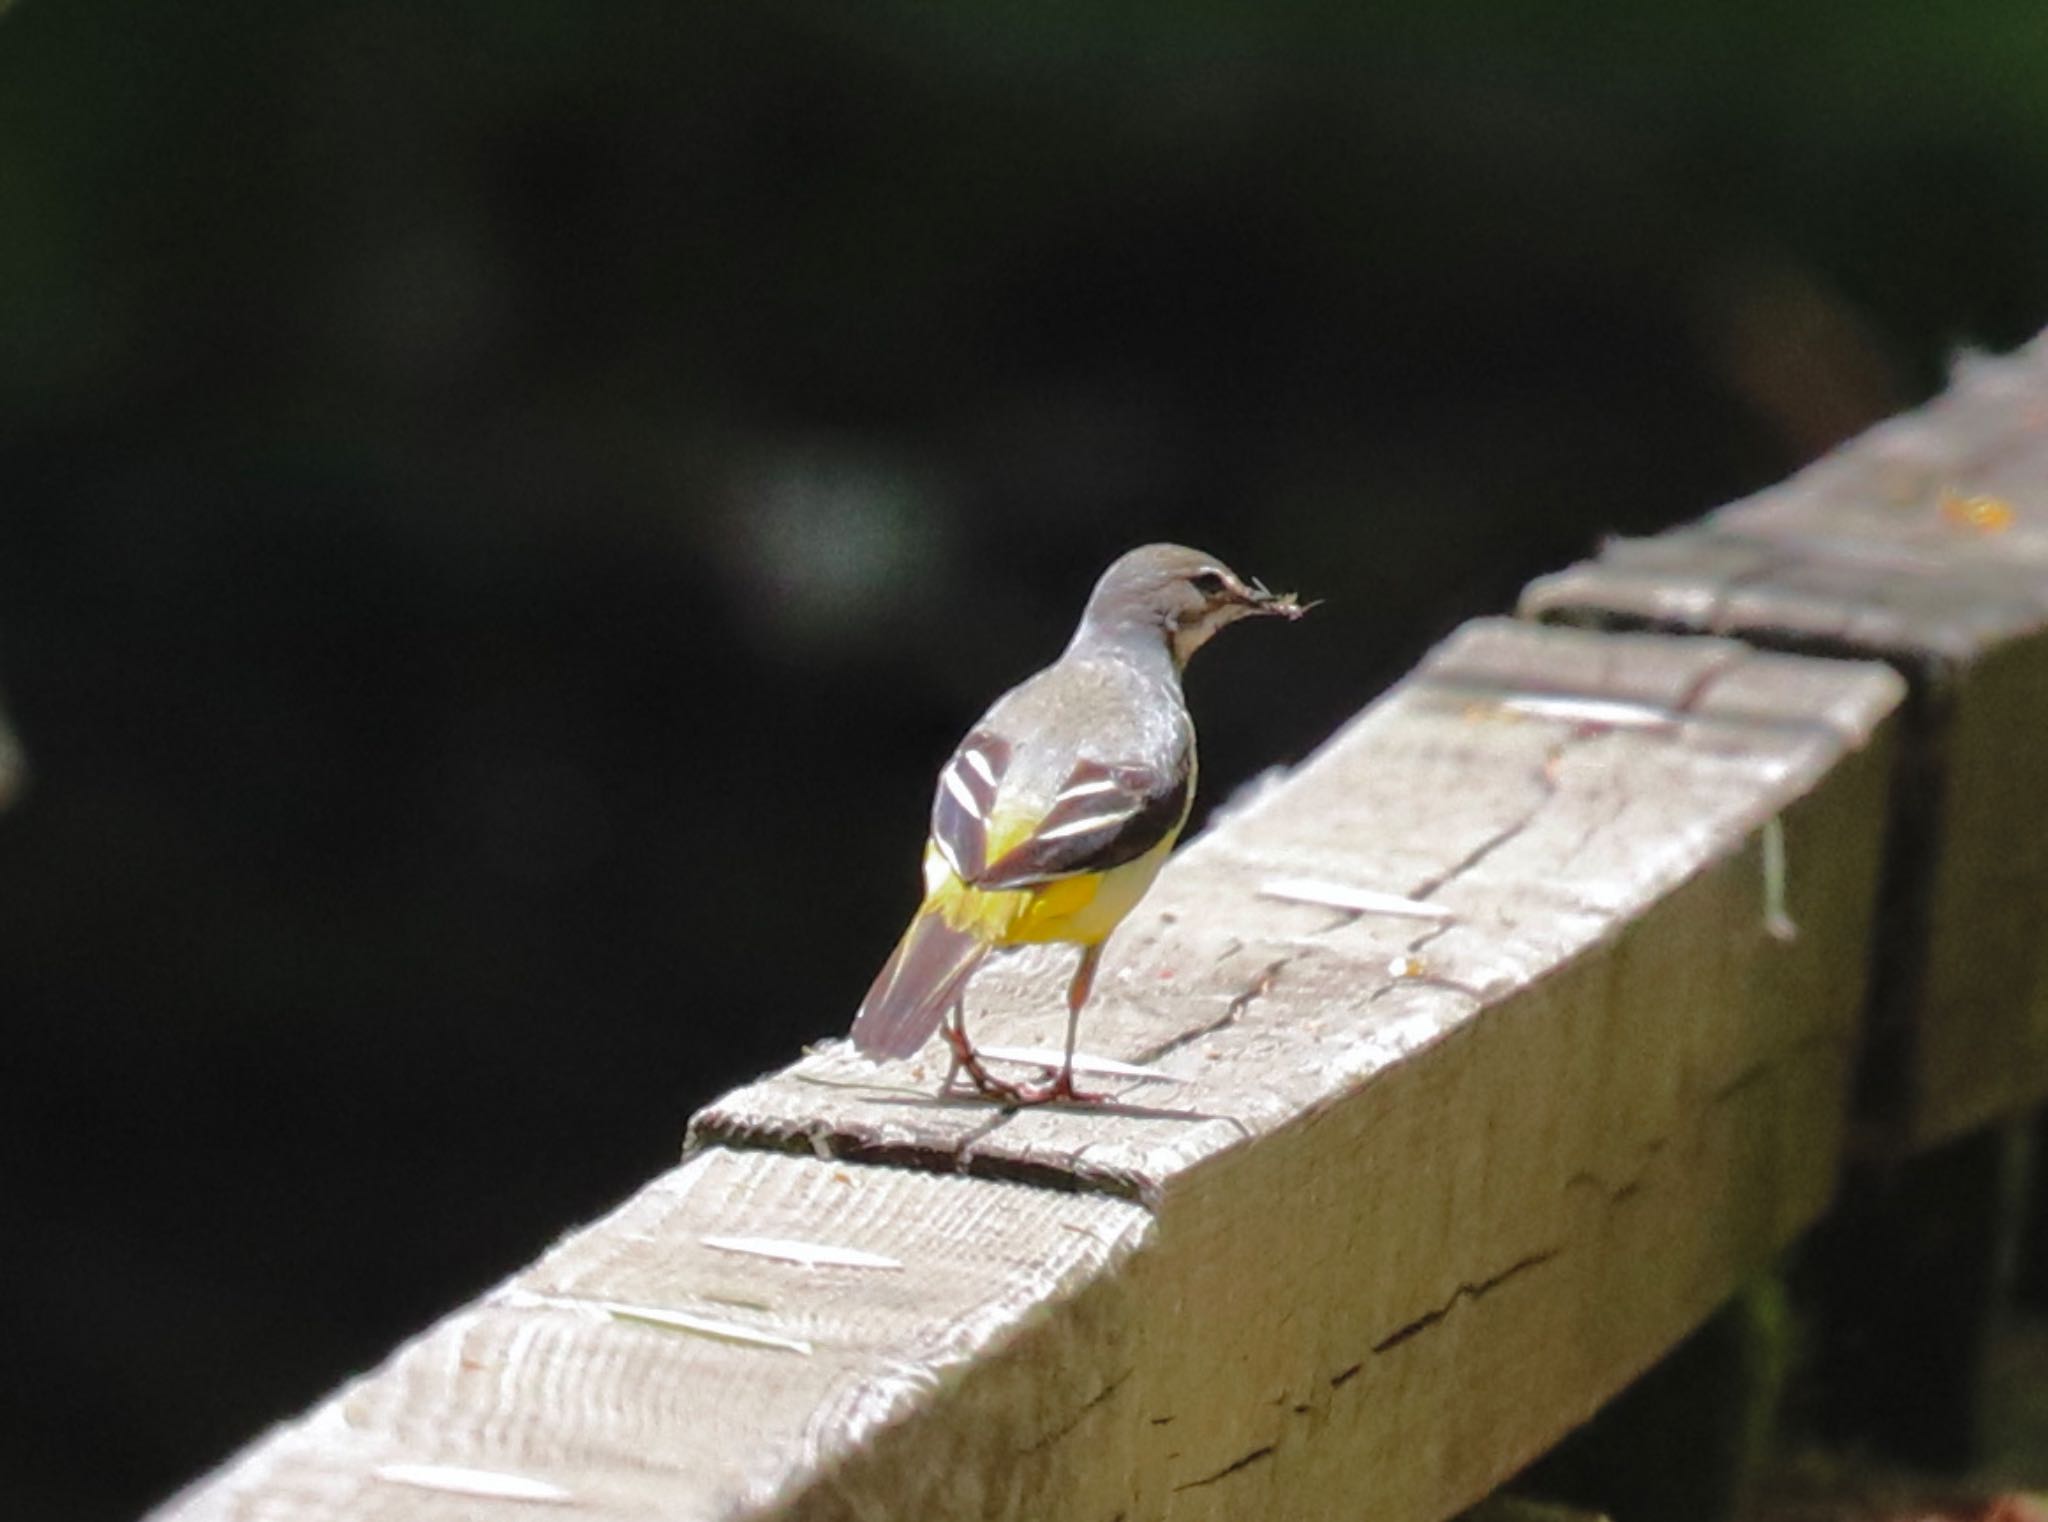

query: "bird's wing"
left=928, top=729, right=1012, bottom=887
left=930, top=730, right=1191, bottom=892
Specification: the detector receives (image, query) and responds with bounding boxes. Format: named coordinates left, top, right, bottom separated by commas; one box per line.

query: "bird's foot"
left=1007, top=1067, right=1113, bottom=1105
left=939, top=1022, right=1034, bottom=1104
left=939, top=1026, right=1109, bottom=1106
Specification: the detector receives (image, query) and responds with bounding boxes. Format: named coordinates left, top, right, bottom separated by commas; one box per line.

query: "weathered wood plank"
left=683, top=618, right=1902, bottom=1520
left=156, top=619, right=1902, bottom=1522
left=1521, top=337, right=2048, bottom=1150
left=151, top=1148, right=1153, bottom=1522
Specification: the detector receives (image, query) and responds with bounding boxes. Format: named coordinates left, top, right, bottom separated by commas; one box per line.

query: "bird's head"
left=1082, top=543, right=1311, bottom=668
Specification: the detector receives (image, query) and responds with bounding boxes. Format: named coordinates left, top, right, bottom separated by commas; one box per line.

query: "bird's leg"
left=938, top=993, right=1032, bottom=1105
left=1058, top=941, right=1102, bottom=1091
left=1018, top=942, right=1110, bottom=1104
left=939, top=997, right=965, bottom=1094
left=936, top=952, right=1113, bottom=1107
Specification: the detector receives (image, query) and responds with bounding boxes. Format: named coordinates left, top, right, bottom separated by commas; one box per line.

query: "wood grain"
left=152, top=1149, right=1152, bottom=1522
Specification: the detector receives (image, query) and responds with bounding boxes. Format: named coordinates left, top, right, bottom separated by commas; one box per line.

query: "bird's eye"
left=1189, top=570, right=1227, bottom=596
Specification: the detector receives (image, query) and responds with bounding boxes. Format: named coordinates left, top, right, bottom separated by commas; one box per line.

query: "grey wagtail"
left=851, top=543, right=1308, bottom=1103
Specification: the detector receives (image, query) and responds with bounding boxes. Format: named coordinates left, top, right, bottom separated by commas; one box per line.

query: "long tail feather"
left=851, top=912, right=989, bottom=1060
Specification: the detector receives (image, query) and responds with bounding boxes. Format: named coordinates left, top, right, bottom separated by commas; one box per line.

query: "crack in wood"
left=1562, top=1032, right=1849, bottom=1202
left=1171, top=1443, right=1277, bottom=1492
left=1408, top=744, right=1565, bottom=903
left=1670, top=643, right=1757, bottom=713
left=1370, top=1247, right=1561, bottom=1354
left=1018, top=1368, right=1134, bottom=1455
left=1133, top=954, right=1297, bottom=1068
left=1707, top=1028, right=1847, bottom=1112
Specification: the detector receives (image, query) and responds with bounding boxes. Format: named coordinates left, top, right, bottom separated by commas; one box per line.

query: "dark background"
left=2, top=2, right=2042, bottom=1518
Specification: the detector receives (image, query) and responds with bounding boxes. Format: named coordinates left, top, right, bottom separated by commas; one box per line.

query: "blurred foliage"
left=2, top=1, right=2045, bottom=1518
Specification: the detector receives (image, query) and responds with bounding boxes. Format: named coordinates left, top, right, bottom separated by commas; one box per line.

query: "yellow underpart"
left=920, top=829, right=1180, bottom=947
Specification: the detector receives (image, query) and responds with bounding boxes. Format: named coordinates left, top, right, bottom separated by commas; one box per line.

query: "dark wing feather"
left=929, top=730, right=1012, bottom=880
left=972, top=757, right=1190, bottom=890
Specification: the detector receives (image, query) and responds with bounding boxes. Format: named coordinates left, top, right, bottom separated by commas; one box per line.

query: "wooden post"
left=153, top=620, right=1903, bottom=1522
left=1522, top=336, right=2048, bottom=1469
left=1523, top=338, right=2048, bottom=1154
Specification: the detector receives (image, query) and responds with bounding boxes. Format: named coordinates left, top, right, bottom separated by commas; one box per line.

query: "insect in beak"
left=1243, top=577, right=1317, bottom=620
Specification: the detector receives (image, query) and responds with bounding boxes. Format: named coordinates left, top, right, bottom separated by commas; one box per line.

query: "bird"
left=850, top=543, right=1308, bottom=1103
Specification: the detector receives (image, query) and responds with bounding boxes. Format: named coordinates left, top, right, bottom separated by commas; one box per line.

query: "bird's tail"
left=850, top=909, right=989, bottom=1060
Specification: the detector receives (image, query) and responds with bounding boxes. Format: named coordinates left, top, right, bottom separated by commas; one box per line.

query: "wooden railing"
left=153, top=335, right=2048, bottom=1522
